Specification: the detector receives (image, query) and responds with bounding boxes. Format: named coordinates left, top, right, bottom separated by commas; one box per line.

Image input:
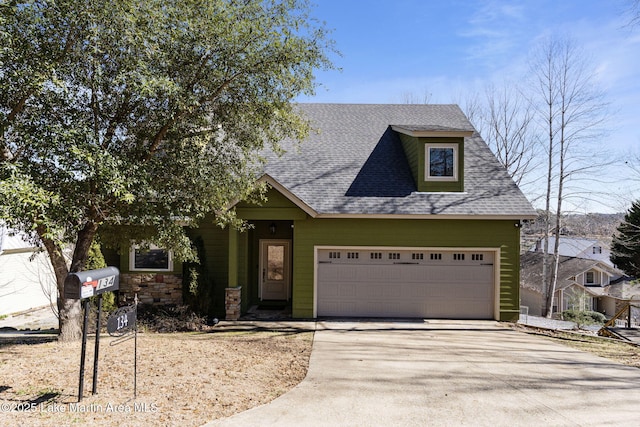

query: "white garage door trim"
left=313, top=245, right=501, bottom=320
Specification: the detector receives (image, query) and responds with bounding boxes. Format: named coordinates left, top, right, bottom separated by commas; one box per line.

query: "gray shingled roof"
left=262, top=103, right=536, bottom=218
left=520, top=252, right=625, bottom=294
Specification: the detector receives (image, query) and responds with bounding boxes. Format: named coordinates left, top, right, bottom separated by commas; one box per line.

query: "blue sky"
left=299, top=0, right=640, bottom=213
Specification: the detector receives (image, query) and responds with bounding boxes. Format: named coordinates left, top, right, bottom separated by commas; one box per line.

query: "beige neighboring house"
left=520, top=252, right=639, bottom=318
left=0, top=225, right=57, bottom=316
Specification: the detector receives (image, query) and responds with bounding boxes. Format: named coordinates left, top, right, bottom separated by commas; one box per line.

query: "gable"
left=235, top=183, right=309, bottom=220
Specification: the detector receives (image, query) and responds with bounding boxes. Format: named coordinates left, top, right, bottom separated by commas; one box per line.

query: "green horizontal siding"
left=292, top=218, right=521, bottom=320
left=187, top=218, right=229, bottom=316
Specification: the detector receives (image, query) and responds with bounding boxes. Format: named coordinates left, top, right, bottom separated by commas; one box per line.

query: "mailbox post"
left=64, top=267, right=119, bottom=402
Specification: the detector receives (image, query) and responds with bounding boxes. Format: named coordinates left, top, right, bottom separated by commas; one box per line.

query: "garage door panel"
left=317, top=249, right=495, bottom=319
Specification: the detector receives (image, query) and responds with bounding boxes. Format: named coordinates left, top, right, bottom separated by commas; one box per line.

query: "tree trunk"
left=38, top=221, right=98, bottom=341
left=542, top=87, right=554, bottom=318
left=57, top=297, right=83, bottom=342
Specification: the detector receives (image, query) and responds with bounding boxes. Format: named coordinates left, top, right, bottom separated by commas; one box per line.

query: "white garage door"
left=316, top=248, right=495, bottom=319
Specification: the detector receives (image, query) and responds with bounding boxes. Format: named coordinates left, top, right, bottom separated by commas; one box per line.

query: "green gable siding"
left=399, top=133, right=420, bottom=186
left=236, top=187, right=308, bottom=220
left=292, top=218, right=520, bottom=321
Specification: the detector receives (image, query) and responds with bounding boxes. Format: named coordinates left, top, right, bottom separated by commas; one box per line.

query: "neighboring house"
left=115, top=104, right=536, bottom=321
left=0, top=225, right=57, bottom=316
left=530, top=236, right=613, bottom=267
left=520, top=251, right=637, bottom=317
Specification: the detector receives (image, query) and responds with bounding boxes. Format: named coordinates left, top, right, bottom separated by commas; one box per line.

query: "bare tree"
left=529, top=37, right=609, bottom=317
left=401, top=89, right=433, bottom=104
left=476, top=83, right=538, bottom=187
left=625, top=0, right=640, bottom=28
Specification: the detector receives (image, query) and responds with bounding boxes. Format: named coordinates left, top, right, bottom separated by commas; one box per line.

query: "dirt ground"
left=0, top=328, right=313, bottom=427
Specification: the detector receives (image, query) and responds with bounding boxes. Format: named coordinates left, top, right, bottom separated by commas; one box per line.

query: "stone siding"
left=225, top=287, right=242, bottom=320
left=119, top=273, right=183, bottom=305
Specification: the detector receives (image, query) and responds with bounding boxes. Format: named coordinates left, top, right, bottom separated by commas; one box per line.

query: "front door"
left=259, top=239, right=291, bottom=301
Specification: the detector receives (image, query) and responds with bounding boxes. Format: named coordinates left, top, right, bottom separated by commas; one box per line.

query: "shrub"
left=562, top=310, right=606, bottom=327
left=137, top=304, right=217, bottom=333
left=183, top=236, right=216, bottom=316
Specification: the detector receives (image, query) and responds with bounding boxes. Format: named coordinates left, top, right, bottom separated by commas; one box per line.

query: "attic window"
left=426, top=144, right=458, bottom=181
left=593, top=246, right=602, bottom=254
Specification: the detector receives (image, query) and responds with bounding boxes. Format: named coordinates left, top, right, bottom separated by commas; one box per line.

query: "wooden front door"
left=259, top=239, right=291, bottom=301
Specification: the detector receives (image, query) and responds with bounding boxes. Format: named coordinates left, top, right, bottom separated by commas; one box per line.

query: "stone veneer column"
left=225, top=287, right=242, bottom=320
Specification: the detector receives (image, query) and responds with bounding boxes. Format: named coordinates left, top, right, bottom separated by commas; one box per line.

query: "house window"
left=130, top=244, right=173, bottom=271
left=593, top=246, right=602, bottom=254
left=426, top=144, right=458, bottom=181
left=586, top=271, right=595, bottom=284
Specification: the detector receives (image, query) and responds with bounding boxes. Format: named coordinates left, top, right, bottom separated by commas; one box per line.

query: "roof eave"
left=391, top=125, right=474, bottom=138
left=313, top=213, right=538, bottom=220
left=257, top=174, right=319, bottom=218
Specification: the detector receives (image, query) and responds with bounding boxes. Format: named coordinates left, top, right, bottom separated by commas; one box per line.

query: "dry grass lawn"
left=0, top=328, right=313, bottom=427
left=515, top=325, right=640, bottom=368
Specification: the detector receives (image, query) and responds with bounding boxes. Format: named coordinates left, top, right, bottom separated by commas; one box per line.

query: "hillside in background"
left=521, top=212, right=625, bottom=251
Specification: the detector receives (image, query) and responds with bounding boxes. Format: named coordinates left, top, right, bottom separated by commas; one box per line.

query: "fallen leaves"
left=0, top=329, right=313, bottom=426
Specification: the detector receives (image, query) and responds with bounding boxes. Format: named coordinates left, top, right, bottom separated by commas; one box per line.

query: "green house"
left=118, top=104, right=536, bottom=322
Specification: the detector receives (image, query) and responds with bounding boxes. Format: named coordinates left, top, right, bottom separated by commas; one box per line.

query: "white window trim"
left=129, top=244, right=173, bottom=272
left=425, top=143, right=458, bottom=181
left=585, top=271, right=595, bottom=284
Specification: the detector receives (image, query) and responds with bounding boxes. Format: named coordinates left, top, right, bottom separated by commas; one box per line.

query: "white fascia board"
left=391, top=125, right=474, bottom=138
left=256, top=174, right=318, bottom=218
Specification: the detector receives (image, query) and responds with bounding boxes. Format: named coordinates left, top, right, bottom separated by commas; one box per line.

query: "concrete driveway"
left=207, top=320, right=640, bottom=426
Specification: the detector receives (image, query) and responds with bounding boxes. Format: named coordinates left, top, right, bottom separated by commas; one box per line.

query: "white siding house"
left=0, top=226, right=57, bottom=316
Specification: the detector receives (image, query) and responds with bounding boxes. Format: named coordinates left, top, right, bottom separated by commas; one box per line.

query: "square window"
left=426, top=144, right=458, bottom=181
left=130, top=244, right=173, bottom=271
left=586, top=271, right=595, bottom=284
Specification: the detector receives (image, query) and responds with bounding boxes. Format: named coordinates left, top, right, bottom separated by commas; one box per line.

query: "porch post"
left=225, top=227, right=241, bottom=321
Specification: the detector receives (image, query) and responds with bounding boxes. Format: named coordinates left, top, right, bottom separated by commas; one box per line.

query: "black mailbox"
left=64, top=267, right=120, bottom=300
